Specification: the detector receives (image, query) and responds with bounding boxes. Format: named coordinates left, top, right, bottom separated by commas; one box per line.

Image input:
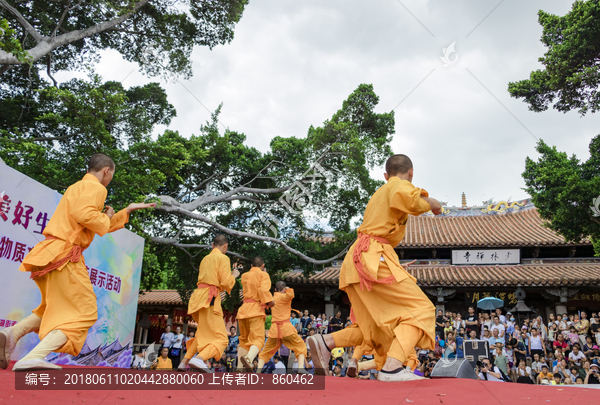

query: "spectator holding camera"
left=477, top=358, right=505, bottom=382
left=584, top=363, right=600, bottom=384
left=516, top=359, right=534, bottom=384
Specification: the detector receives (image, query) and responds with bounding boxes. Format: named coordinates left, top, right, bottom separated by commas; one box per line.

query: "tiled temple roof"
left=285, top=260, right=600, bottom=287
left=399, top=207, right=587, bottom=248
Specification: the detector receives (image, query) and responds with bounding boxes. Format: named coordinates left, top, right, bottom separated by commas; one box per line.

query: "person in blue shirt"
left=456, top=334, right=464, bottom=358
left=290, top=311, right=300, bottom=332
left=226, top=326, right=239, bottom=357
left=262, top=359, right=276, bottom=374
left=488, top=328, right=503, bottom=351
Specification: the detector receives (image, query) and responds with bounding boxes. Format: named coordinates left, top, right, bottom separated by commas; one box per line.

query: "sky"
left=56, top=0, right=600, bottom=208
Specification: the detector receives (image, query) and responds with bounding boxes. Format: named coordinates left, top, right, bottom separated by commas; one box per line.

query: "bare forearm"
left=422, top=197, right=441, bottom=211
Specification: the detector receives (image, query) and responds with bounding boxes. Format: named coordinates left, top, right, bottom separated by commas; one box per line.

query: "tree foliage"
left=1, top=78, right=396, bottom=298
left=522, top=138, right=600, bottom=253
left=508, top=0, right=600, bottom=115
left=0, top=0, right=248, bottom=78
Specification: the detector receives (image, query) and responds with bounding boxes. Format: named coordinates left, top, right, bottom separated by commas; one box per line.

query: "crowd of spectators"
left=130, top=306, right=600, bottom=386
left=131, top=309, right=355, bottom=373
left=431, top=307, right=600, bottom=385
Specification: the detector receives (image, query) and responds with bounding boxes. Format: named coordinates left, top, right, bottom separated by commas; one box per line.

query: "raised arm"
left=217, top=256, right=237, bottom=294
left=259, top=273, right=275, bottom=308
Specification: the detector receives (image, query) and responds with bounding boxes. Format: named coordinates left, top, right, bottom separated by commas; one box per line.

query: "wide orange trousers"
left=332, top=324, right=386, bottom=370
left=185, top=307, right=228, bottom=361
left=333, top=263, right=435, bottom=370
left=32, top=261, right=98, bottom=356
left=238, top=317, right=266, bottom=351
left=258, top=333, right=306, bottom=362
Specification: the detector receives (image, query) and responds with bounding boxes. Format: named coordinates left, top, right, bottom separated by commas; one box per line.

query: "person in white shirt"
left=516, top=359, right=533, bottom=383
left=480, top=313, right=493, bottom=338
left=453, top=314, right=465, bottom=331
left=495, top=309, right=506, bottom=325
left=477, top=358, right=505, bottom=382
left=491, top=316, right=506, bottom=338
left=159, top=325, right=175, bottom=349
left=568, top=346, right=586, bottom=367
left=169, top=325, right=184, bottom=369
left=273, top=355, right=286, bottom=374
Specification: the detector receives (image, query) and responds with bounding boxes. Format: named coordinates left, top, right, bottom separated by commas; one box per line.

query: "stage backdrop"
left=0, top=162, right=144, bottom=368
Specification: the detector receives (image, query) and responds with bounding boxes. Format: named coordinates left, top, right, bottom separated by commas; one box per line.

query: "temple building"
left=284, top=197, right=600, bottom=320
left=134, top=197, right=600, bottom=345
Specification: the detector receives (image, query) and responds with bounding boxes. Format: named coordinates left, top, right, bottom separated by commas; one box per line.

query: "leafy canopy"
left=508, top=0, right=600, bottom=115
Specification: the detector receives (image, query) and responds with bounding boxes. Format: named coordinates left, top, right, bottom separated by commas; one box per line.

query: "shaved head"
left=88, top=153, right=115, bottom=173
left=385, top=154, right=412, bottom=176
left=275, top=281, right=286, bottom=292
left=252, top=256, right=264, bottom=267
left=213, top=234, right=228, bottom=247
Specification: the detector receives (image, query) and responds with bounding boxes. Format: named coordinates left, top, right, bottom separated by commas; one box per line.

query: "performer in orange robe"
left=334, top=323, right=385, bottom=378
left=186, top=235, right=239, bottom=372
left=153, top=347, right=173, bottom=370
left=236, top=256, right=274, bottom=372
left=257, top=281, right=307, bottom=374
left=308, top=154, right=441, bottom=382
left=0, top=153, right=156, bottom=371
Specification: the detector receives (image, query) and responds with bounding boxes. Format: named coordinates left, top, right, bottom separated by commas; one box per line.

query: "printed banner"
left=0, top=162, right=144, bottom=368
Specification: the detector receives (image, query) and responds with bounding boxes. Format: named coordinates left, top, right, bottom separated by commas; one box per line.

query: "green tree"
left=508, top=0, right=600, bottom=115
left=152, top=84, right=394, bottom=299
left=1, top=80, right=397, bottom=300
left=522, top=138, right=600, bottom=254
left=0, top=0, right=248, bottom=78
left=511, top=0, right=600, bottom=254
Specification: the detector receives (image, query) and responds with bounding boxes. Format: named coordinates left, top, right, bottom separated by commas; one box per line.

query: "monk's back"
left=271, top=289, right=294, bottom=322
left=241, top=270, right=263, bottom=300
left=197, top=250, right=228, bottom=286
left=358, top=177, right=430, bottom=247
left=44, top=174, right=108, bottom=248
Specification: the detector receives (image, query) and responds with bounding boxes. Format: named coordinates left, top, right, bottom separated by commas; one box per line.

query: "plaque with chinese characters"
left=451, top=249, right=520, bottom=265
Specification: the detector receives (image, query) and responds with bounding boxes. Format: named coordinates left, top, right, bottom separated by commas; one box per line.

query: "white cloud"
left=56, top=0, right=600, bottom=207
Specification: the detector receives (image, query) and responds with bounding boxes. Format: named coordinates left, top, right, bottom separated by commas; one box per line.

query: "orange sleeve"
left=258, top=273, right=274, bottom=304
left=217, top=255, right=236, bottom=293
left=71, top=183, right=111, bottom=236
left=282, top=287, right=295, bottom=303
left=389, top=181, right=431, bottom=216
left=108, top=208, right=129, bottom=232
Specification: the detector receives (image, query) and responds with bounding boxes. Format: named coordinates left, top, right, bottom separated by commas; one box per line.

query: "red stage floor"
left=1, top=362, right=598, bottom=405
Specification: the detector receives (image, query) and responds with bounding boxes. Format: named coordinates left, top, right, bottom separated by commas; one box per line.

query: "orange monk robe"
left=258, top=288, right=306, bottom=362
left=154, top=356, right=173, bottom=370
left=186, top=248, right=236, bottom=361
left=236, top=267, right=273, bottom=351
left=18, top=173, right=129, bottom=356
left=335, top=177, right=436, bottom=370
left=332, top=324, right=386, bottom=370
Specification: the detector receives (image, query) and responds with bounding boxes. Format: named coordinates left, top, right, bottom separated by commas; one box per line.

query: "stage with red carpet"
left=1, top=362, right=597, bottom=405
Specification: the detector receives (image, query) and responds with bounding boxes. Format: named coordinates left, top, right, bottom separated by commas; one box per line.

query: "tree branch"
left=51, top=0, right=72, bottom=38
left=155, top=206, right=353, bottom=265
left=223, top=195, right=280, bottom=204
left=0, top=0, right=45, bottom=43
left=151, top=237, right=251, bottom=261
left=46, top=54, right=57, bottom=87
left=0, top=0, right=149, bottom=65
left=9, top=133, right=77, bottom=142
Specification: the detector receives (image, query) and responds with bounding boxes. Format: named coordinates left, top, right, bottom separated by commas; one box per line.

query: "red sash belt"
left=197, top=283, right=219, bottom=304
left=271, top=319, right=292, bottom=354
left=242, top=297, right=268, bottom=318
left=30, top=236, right=84, bottom=279
left=243, top=298, right=267, bottom=308
left=353, top=233, right=395, bottom=291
